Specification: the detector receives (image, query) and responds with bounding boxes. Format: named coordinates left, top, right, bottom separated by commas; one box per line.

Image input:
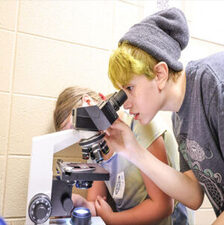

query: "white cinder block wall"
left=0, top=0, right=144, bottom=224
left=0, top=0, right=223, bottom=224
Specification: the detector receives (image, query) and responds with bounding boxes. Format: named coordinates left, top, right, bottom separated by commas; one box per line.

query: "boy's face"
left=122, top=74, right=162, bottom=125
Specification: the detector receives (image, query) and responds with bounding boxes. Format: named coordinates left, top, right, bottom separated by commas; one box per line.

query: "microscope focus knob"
left=28, top=193, right=52, bottom=224
left=35, top=204, right=47, bottom=219
left=62, top=197, right=74, bottom=212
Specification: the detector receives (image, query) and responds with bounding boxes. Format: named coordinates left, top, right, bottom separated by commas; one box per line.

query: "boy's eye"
left=126, top=86, right=133, bottom=91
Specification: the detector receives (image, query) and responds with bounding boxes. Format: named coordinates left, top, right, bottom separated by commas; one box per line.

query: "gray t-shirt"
left=172, top=52, right=224, bottom=216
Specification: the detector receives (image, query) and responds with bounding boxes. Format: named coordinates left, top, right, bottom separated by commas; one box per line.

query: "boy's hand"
left=105, top=118, right=140, bottom=159
left=95, top=195, right=113, bottom=222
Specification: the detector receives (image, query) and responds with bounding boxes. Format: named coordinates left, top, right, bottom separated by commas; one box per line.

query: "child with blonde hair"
left=106, top=7, right=224, bottom=224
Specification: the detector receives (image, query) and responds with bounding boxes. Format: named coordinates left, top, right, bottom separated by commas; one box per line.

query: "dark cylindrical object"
left=62, top=197, right=73, bottom=212
left=71, top=207, right=91, bottom=225
left=100, top=139, right=109, bottom=154
left=92, top=144, right=103, bottom=163
left=109, top=89, right=127, bottom=111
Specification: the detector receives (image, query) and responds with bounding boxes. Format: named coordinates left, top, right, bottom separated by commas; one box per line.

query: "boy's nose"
left=123, top=99, right=131, bottom=109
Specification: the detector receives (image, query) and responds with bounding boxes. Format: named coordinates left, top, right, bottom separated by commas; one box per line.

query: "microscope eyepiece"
left=109, top=89, right=127, bottom=111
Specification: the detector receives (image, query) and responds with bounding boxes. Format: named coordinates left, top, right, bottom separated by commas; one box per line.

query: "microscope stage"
left=57, top=161, right=110, bottom=181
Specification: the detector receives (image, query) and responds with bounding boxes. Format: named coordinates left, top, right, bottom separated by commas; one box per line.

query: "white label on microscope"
left=113, top=171, right=125, bottom=199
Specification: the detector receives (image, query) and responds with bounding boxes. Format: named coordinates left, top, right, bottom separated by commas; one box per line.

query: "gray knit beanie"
left=119, top=7, right=189, bottom=71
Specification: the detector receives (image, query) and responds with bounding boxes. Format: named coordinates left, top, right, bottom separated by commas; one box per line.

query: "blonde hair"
left=108, top=42, right=181, bottom=89
left=54, top=86, right=101, bottom=131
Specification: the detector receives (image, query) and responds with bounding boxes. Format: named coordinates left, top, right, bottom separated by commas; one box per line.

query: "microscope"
left=25, top=90, right=127, bottom=225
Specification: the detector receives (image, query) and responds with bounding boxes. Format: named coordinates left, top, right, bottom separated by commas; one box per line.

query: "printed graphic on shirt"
left=178, top=134, right=224, bottom=216
left=113, top=171, right=125, bottom=199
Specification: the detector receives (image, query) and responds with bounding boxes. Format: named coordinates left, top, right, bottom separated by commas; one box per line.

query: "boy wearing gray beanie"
left=107, top=7, right=224, bottom=225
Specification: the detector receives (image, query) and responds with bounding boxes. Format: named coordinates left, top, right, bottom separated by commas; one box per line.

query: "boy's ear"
left=153, top=62, right=169, bottom=91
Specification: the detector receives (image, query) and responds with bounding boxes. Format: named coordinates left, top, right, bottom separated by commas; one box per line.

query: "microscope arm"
left=26, top=128, right=107, bottom=225
left=26, top=129, right=81, bottom=225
